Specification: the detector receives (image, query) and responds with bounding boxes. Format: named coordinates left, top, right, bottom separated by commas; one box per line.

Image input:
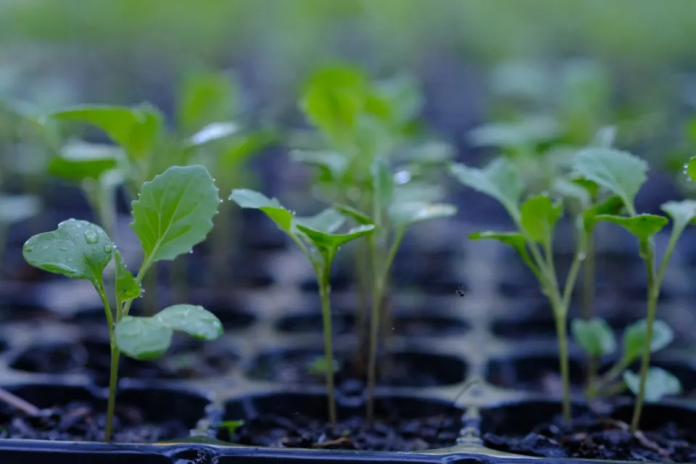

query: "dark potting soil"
left=484, top=409, right=696, bottom=462
left=0, top=401, right=190, bottom=442
left=218, top=410, right=461, bottom=451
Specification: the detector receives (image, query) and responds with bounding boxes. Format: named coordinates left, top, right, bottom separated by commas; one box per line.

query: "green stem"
left=96, top=281, right=118, bottom=443
left=631, top=242, right=657, bottom=433
left=582, top=235, right=595, bottom=319
left=317, top=263, right=337, bottom=426
left=588, top=356, right=632, bottom=399
left=366, top=229, right=404, bottom=422
left=553, top=297, right=571, bottom=422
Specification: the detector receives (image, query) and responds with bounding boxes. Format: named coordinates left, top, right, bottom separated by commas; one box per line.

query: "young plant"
left=449, top=157, right=580, bottom=422
left=229, top=188, right=374, bottom=426
left=572, top=317, right=681, bottom=401
left=21, top=165, right=223, bottom=442
left=572, top=147, right=696, bottom=432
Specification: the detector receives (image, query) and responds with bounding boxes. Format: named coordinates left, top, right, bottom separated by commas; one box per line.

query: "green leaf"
left=388, top=202, right=457, bottom=228
left=115, top=316, right=173, bottom=360
left=218, top=420, right=245, bottom=437
left=295, top=224, right=375, bottom=251
left=582, top=195, right=625, bottom=233
left=571, top=318, right=617, bottom=357
left=22, top=219, right=114, bottom=286
left=299, top=65, right=368, bottom=147
left=661, top=200, right=696, bottom=232
left=0, top=194, right=40, bottom=224
left=131, top=165, right=220, bottom=265
left=520, top=194, right=562, bottom=244
left=48, top=142, right=121, bottom=182
left=685, top=157, right=696, bottom=182
left=373, top=74, right=423, bottom=126
left=333, top=204, right=373, bottom=225
left=219, top=130, right=276, bottom=169
left=469, top=231, right=533, bottom=267
left=186, top=122, right=239, bottom=148
left=573, top=148, right=648, bottom=211
left=48, top=104, right=163, bottom=161
left=307, top=356, right=340, bottom=375
left=623, top=319, right=673, bottom=362
left=155, top=304, right=223, bottom=340
left=449, top=158, right=524, bottom=219
left=289, top=149, right=347, bottom=179
left=372, top=157, right=394, bottom=209
left=294, top=208, right=345, bottom=235
left=177, top=71, right=237, bottom=133
left=623, top=368, right=682, bottom=402
left=114, top=251, right=141, bottom=305
left=468, top=117, right=560, bottom=148
left=595, top=214, right=668, bottom=241
left=229, top=189, right=294, bottom=233
left=552, top=178, right=591, bottom=209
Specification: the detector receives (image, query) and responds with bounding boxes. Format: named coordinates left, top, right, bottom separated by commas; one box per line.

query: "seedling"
left=229, top=188, right=374, bottom=426
left=21, top=165, right=223, bottom=442
left=449, top=156, right=593, bottom=422
left=572, top=317, right=681, bottom=401
left=572, top=147, right=696, bottom=432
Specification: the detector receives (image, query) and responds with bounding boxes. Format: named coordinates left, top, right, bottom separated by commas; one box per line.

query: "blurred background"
left=1, top=0, right=696, bottom=395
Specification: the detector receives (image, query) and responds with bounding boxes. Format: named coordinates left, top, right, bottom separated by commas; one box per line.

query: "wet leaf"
left=595, top=214, right=668, bottom=242
left=623, top=367, right=682, bottom=402
left=131, top=165, right=220, bottom=265
left=623, top=319, right=673, bottom=362
left=115, top=316, right=172, bottom=360
left=155, top=304, right=223, bottom=341
left=229, top=189, right=294, bottom=233
left=114, top=251, right=141, bottom=305
left=571, top=318, right=617, bottom=357
left=22, top=219, right=113, bottom=286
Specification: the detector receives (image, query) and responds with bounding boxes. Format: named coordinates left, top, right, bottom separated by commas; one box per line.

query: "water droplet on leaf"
left=84, top=231, right=99, bottom=244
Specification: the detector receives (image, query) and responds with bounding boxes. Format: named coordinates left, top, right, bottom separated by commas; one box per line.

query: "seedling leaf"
left=582, top=196, right=624, bottom=232
left=623, top=368, right=682, bottom=402
left=48, top=142, right=120, bottom=182
left=155, top=304, right=223, bottom=340
left=520, top=194, right=562, bottom=244
left=449, top=158, right=523, bottom=219
left=623, top=319, right=673, bottom=362
left=388, top=202, right=457, bottom=228
left=115, top=316, right=172, bottom=360
left=114, top=251, right=141, bottom=304
left=187, top=122, right=239, bottom=148
left=661, top=200, right=696, bottom=232
left=218, top=420, right=245, bottom=437
left=334, top=204, right=373, bottom=225
left=595, top=214, right=668, bottom=242
left=290, top=150, right=347, bottom=179
left=573, top=148, right=648, bottom=211
left=229, top=189, right=294, bottom=233
left=686, top=157, right=696, bottom=182
left=571, top=318, right=617, bottom=357
left=295, top=208, right=345, bottom=235
left=469, top=231, right=532, bottom=264
left=131, top=165, right=220, bottom=264
left=22, top=219, right=113, bottom=286
left=296, top=224, right=375, bottom=251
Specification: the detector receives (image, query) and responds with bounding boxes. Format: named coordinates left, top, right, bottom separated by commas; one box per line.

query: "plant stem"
left=582, top=235, right=595, bottom=319
left=553, top=300, right=571, bottom=422
left=366, top=229, right=404, bottom=422
left=317, top=264, right=337, bottom=426
left=631, top=242, right=657, bottom=433
left=96, top=281, right=118, bottom=442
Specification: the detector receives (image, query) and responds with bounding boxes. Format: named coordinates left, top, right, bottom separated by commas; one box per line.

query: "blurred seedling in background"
left=294, top=65, right=457, bottom=422
left=572, top=148, right=696, bottom=432
left=21, top=165, right=223, bottom=442
left=229, top=188, right=374, bottom=427
left=572, top=318, right=680, bottom=401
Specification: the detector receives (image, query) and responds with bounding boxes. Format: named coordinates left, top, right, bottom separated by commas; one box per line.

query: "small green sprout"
left=229, top=188, right=374, bottom=427
left=572, top=317, right=681, bottom=401
left=21, top=165, right=223, bottom=442
left=572, top=147, right=696, bottom=432
left=307, top=356, right=340, bottom=376
left=218, top=420, right=245, bottom=439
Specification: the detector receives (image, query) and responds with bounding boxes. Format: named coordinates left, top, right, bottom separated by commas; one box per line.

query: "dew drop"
left=578, top=252, right=586, bottom=261
left=103, top=244, right=113, bottom=254
left=60, top=247, right=67, bottom=252
left=84, top=231, right=99, bottom=244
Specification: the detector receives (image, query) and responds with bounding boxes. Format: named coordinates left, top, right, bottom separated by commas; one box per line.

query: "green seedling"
left=449, top=157, right=584, bottom=422
left=229, top=188, right=374, bottom=426
left=572, top=317, right=680, bottom=401
left=572, top=147, right=696, bottom=432
left=218, top=420, right=245, bottom=440
left=308, top=356, right=340, bottom=376
left=21, top=165, right=223, bottom=442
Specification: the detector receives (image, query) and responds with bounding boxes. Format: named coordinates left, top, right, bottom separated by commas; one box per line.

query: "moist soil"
left=218, top=409, right=461, bottom=451
left=0, top=401, right=190, bottom=442
left=484, top=409, right=696, bottom=462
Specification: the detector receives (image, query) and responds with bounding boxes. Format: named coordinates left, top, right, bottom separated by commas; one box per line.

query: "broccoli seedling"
left=572, top=317, right=681, bottom=401
left=229, top=188, right=374, bottom=426
left=572, top=147, right=696, bottom=432
left=21, top=165, right=223, bottom=442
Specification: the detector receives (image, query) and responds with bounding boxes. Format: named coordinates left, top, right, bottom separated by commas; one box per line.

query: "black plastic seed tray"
left=0, top=217, right=694, bottom=463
